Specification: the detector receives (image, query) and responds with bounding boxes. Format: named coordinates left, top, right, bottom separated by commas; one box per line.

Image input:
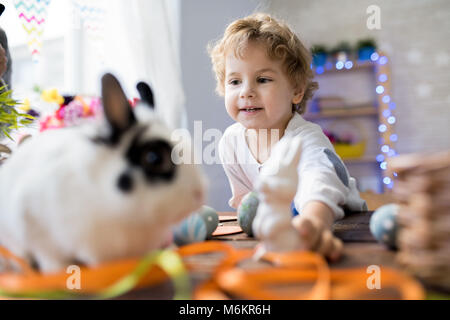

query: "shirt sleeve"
left=293, top=125, right=357, bottom=221
left=296, top=156, right=348, bottom=220
left=218, top=134, right=252, bottom=209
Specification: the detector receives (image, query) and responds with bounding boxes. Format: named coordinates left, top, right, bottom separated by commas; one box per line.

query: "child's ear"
left=292, top=87, right=305, bottom=105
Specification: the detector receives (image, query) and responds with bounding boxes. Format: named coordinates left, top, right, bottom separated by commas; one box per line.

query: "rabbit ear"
left=136, top=82, right=154, bottom=109
left=101, top=73, right=136, bottom=143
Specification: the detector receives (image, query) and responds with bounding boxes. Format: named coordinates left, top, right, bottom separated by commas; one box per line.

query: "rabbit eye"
left=127, top=139, right=176, bottom=182
left=144, top=151, right=161, bottom=166
left=141, top=146, right=170, bottom=171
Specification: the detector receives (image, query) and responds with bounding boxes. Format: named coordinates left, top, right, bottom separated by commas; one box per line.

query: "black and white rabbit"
left=0, top=73, right=206, bottom=273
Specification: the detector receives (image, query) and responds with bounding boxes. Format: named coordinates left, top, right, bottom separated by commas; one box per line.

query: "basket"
left=388, top=151, right=450, bottom=290
left=334, top=141, right=366, bottom=159
left=327, top=120, right=367, bottom=159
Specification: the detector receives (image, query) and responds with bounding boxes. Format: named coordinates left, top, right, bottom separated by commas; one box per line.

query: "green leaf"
left=1, top=128, right=13, bottom=140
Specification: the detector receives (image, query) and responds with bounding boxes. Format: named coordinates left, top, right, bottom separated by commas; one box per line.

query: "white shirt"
left=218, top=113, right=367, bottom=220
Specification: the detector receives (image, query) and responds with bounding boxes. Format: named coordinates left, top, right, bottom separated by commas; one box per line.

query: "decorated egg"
left=173, top=213, right=207, bottom=246
left=369, top=203, right=400, bottom=249
left=238, top=191, right=260, bottom=237
left=197, top=205, right=219, bottom=238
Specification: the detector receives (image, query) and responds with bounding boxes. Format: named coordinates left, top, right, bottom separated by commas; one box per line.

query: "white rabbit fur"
left=252, top=135, right=306, bottom=258
left=0, top=74, right=206, bottom=273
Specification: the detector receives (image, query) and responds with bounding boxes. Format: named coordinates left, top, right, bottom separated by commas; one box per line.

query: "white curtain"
left=81, top=0, right=187, bottom=130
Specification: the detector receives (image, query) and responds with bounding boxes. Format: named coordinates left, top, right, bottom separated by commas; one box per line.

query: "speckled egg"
left=237, top=191, right=260, bottom=237
left=369, top=203, right=400, bottom=249
left=197, top=205, right=219, bottom=238
left=173, top=213, right=207, bottom=246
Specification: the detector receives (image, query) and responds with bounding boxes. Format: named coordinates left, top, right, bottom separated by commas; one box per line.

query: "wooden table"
left=122, top=210, right=419, bottom=299
left=213, top=211, right=398, bottom=270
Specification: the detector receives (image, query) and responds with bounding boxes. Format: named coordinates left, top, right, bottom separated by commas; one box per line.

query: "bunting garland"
left=14, top=0, right=51, bottom=63
left=73, top=0, right=106, bottom=63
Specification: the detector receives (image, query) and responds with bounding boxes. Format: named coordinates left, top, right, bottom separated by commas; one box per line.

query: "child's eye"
left=228, top=79, right=241, bottom=85
left=257, top=77, right=272, bottom=83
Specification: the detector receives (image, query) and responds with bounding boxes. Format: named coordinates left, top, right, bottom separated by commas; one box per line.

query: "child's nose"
left=240, top=84, right=255, bottom=99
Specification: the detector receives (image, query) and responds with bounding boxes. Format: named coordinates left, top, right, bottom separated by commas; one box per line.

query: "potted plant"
left=330, top=42, right=352, bottom=63
left=0, top=85, right=34, bottom=140
left=311, top=45, right=328, bottom=67
left=356, top=38, right=377, bottom=61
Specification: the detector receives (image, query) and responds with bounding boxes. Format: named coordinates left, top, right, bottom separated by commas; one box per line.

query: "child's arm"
left=218, top=134, right=252, bottom=209
left=292, top=200, right=343, bottom=262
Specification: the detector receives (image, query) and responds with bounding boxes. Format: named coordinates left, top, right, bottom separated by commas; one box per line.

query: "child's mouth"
left=240, top=107, right=263, bottom=113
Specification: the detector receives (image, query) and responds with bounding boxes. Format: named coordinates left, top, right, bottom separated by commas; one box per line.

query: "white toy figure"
left=252, top=135, right=306, bottom=258
left=0, top=74, right=206, bottom=273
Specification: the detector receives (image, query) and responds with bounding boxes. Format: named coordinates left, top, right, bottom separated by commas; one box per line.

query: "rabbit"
left=0, top=73, right=206, bottom=273
left=252, top=134, right=307, bottom=258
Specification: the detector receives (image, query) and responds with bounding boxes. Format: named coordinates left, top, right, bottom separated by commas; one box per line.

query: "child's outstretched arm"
left=218, top=133, right=252, bottom=209
left=292, top=200, right=343, bottom=262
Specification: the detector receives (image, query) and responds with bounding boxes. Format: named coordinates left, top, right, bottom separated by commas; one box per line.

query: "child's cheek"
left=224, top=99, right=236, bottom=119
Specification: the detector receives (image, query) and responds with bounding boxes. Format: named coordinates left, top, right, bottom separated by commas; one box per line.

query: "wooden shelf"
left=342, top=156, right=378, bottom=164
left=308, top=52, right=393, bottom=192
left=304, top=104, right=378, bottom=120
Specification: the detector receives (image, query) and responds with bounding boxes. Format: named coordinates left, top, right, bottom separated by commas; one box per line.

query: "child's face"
left=224, top=41, right=303, bottom=132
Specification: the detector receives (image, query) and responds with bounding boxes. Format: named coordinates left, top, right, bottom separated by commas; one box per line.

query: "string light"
left=314, top=51, right=398, bottom=192
left=314, top=51, right=398, bottom=191
left=388, top=149, right=396, bottom=157
left=374, top=53, right=396, bottom=191
left=376, top=85, right=385, bottom=94
left=387, top=116, right=396, bottom=124
left=379, top=56, right=388, bottom=65
left=378, top=74, right=388, bottom=82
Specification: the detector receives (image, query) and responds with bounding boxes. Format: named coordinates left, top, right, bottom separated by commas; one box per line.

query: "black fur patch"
left=136, top=82, right=154, bottom=108
left=28, top=254, right=41, bottom=272
left=125, top=126, right=176, bottom=183
left=90, top=135, right=114, bottom=146
left=117, top=172, right=134, bottom=193
left=69, top=258, right=87, bottom=269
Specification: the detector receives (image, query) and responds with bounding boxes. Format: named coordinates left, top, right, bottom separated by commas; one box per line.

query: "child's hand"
left=291, top=201, right=343, bottom=262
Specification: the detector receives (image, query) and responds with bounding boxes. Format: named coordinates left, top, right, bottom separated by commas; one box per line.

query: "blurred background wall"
left=2, top=0, right=449, bottom=211
left=179, top=0, right=264, bottom=210
left=179, top=0, right=450, bottom=210
left=265, top=0, right=450, bottom=155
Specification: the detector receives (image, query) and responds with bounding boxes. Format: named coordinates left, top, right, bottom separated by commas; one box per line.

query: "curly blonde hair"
left=208, top=13, right=318, bottom=115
